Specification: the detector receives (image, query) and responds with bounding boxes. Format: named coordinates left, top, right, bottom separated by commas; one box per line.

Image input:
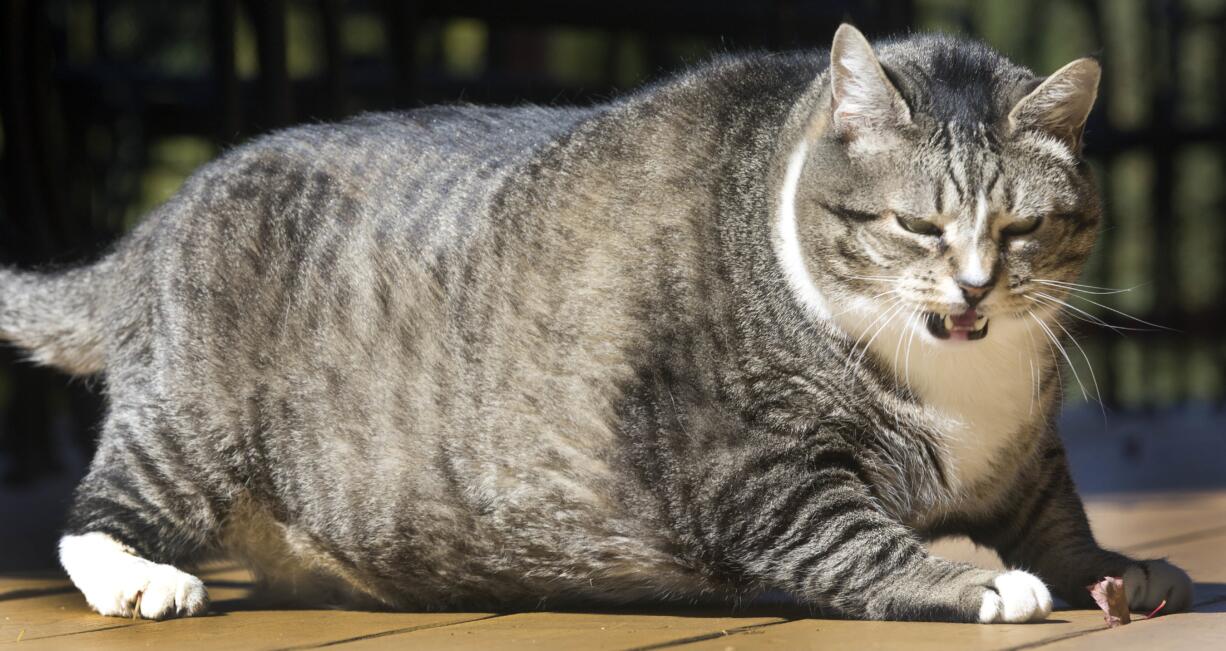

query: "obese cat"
left=1, top=24, right=1192, bottom=622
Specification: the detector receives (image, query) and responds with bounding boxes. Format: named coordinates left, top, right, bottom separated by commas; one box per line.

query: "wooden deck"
left=2, top=491, right=1223, bottom=650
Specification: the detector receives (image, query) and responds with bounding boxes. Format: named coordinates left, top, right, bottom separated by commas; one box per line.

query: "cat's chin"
left=924, top=309, right=989, bottom=342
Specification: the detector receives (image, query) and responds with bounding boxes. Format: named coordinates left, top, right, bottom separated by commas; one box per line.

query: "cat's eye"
left=1001, top=215, right=1043, bottom=238
left=820, top=202, right=879, bottom=223
left=895, top=214, right=942, bottom=237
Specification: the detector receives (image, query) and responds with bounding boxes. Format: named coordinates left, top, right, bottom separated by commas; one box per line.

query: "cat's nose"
left=956, top=278, right=993, bottom=307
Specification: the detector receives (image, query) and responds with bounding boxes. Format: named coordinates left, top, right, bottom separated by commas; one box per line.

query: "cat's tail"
left=0, top=262, right=109, bottom=375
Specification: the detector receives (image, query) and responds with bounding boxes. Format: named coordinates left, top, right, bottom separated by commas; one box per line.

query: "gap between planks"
left=273, top=613, right=506, bottom=650
left=622, top=619, right=798, bottom=651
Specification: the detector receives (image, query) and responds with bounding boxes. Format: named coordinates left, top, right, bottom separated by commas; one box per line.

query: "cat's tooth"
left=974, top=314, right=988, bottom=330
left=944, top=315, right=954, bottom=331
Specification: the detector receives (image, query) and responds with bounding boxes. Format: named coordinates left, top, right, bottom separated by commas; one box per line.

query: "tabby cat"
left=0, top=24, right=1193, bottom=622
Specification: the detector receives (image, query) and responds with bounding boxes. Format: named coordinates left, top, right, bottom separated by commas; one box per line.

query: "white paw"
left=978, top=570, right=1053, bottom=623
left=60, top=532, right=209, bottom=619
left=1123, top=560, right=1194, bottom=613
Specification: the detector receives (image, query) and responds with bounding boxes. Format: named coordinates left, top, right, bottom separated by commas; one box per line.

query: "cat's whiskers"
left=1028, top=312, right=1092, bottom=403
left=842, top=296, right=905, bottom=375
left=1020, top=311, right=1043, bottom=418
left=845, top=302, right=907, bottom=381
left=1027, top=353, right=1038, bottom=417
left=903, top=307, right=919, bottom=392
left=1059, top=292, right=1177, bottom=332
left=1027, top=293, right=1117, bottom=332
left=828, top=288, right=905, bottom=319
left=1049, top=317, right=1108, bottom=422
left=1032, top=278, right=1136, bottom=295
left=1027, top=292, right=1150, bottom=334
left=1026, top=310, right=1065, bottom=401
left=891, top=307, right=918, bottom=385
left=851, top=300, right=911, bottom=372
left=853, top=299, right=912, bottom=380
left=888, top=308, right=921, bottom=436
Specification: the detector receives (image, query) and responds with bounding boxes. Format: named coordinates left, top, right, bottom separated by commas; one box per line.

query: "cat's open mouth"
left=925, top=308, right=989, bottom=341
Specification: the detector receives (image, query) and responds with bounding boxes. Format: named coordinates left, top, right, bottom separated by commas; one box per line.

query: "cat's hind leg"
left=60, top=407, right=220, bottom=619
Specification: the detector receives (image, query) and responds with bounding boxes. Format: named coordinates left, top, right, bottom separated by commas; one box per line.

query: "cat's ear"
left=1007, top=58, right=1101, bottom=153
left=828, top=24, right=911, bottom=139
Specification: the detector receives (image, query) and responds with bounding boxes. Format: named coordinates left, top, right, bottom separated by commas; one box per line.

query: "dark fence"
left=1, top=0, right=1223, bottom=482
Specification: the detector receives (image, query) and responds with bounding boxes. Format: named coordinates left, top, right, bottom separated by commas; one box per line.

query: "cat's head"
left=787, top=25, right=1101, bottom=349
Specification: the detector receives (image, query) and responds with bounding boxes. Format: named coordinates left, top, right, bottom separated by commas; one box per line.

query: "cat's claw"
left=978, top=570, right=1052, bottom=623
left=1123, top=560, right=1193, bottom=613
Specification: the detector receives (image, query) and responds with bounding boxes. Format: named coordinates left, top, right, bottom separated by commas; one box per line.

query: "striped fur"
left=1, top=26, right=1191, bottom=621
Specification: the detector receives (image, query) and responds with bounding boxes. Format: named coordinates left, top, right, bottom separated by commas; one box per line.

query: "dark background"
left=1, top=0, right=1223, bottom=566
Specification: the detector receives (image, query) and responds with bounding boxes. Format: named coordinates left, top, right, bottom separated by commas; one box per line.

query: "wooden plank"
left=1, top=610, right=495, bottom=650
left=0, top=573, right=75, bottom=596
left=674, top=612, right=1111, bottom=651
left=1036, top=612, right=1226, bottom=651
left=0, top=591, right=151, bottom=643
left=1088, top=491, right=1226, bottom=553
left=331, top=611, right=787, bottom=650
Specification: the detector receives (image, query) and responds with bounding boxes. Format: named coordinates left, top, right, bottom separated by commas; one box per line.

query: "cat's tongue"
left=947, top=308, right=983, bottom=341
left=950, top=308, right=979, bottom=330
left=924, top=308, right=990, bottom=341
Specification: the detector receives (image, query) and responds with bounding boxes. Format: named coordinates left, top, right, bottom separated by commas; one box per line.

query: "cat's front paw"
left=1123, top=560, right=1193, bottom=613
left=61, top=533, right=209, bottom=619
left=978, top=570, right=1053, bottom=623
left=83, top=558, right=208, bottom=619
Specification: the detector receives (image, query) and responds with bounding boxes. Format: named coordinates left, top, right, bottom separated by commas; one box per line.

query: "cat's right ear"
left=828, top=24, right=911, bottom=141
left=1007, top=58, right=1101, bottom=154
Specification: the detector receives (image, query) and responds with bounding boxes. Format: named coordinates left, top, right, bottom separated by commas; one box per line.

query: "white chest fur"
left=848, top=311, right=1046, bottom=490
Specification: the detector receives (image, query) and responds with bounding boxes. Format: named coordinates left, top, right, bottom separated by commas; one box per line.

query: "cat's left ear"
left=829, top=24, right=912, bottom=139
left=1008, top=58, right=1101, bottom=153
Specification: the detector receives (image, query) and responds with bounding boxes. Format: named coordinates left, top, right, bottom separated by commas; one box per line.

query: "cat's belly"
left=219, top=496, right=393, bottom=608
left=216, top=430, right=711, bottom=608
left=219, top=502, right=713, bottom=609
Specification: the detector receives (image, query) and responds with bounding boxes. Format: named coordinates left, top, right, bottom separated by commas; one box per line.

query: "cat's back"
left=186, top=103, right=594, bottom=250
left=115, top=103, right=597, bottom=342
left=88, top=101, right=619, bottom=459
left=148, top=103, right=594, bottom=250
